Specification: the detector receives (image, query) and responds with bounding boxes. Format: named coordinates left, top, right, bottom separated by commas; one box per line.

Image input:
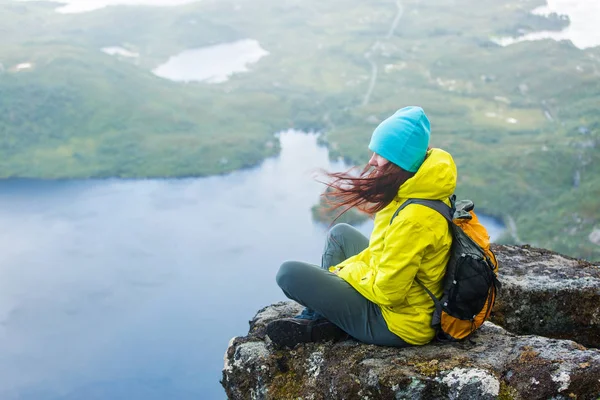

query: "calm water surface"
left=494, top=0, right=600, bottom=49
left=0, top=132, right=361, bottom=400
left=0, top=132, right=504, bottom=399
left=152, top=40, right=269, bottom=84
left=18, top=0, right=200, bottom=13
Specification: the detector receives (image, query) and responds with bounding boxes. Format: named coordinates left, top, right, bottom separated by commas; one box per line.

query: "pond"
left=18, top=0, right=200, bottom=14
left=152, top=39, right=269, bottom=84
left=102, top=47, right=139, bottom=58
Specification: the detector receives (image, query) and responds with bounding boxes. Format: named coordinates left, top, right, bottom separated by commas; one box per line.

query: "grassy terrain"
left=0, top=0, right=598, bottom=261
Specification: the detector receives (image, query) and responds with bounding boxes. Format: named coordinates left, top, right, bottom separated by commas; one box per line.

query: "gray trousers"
left=276, top=223, right=410, bottom=347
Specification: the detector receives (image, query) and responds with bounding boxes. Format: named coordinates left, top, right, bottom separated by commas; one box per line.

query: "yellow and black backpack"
left=391, top=195, right=500, bottom=341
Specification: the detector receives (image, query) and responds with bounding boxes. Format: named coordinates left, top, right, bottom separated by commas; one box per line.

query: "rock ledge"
left=222, top=245, right=600, bottom=399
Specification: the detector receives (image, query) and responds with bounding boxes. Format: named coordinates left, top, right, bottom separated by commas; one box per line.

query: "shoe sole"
left=266, top=319, right=345, bottom=348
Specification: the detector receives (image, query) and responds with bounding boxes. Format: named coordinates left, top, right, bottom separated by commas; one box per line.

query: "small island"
left=311, top=187, right=371, bottom=227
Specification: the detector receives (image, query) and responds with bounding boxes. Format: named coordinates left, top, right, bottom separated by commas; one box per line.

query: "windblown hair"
left=320, top=161, right=415, bottom=221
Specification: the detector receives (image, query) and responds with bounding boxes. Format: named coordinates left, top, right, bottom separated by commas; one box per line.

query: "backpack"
left=390, top=195, right=501, bottom=341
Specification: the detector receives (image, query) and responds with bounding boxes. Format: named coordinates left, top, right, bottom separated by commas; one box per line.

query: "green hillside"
left=0, top=0, right=598, bottom=261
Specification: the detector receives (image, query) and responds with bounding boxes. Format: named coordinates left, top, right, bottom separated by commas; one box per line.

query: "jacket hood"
left=396, top=148, right=457, bottom=201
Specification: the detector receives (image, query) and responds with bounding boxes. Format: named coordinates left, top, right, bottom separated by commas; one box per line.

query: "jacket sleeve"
left=337, top=218, right=433, bottom=307
left=329, top=246, right=371, bottom=272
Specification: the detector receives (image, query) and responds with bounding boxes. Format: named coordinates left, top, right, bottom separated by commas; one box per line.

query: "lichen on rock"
left=222, top=245, right=600, bottom=399
left=491, top=244, right=600, bottom=348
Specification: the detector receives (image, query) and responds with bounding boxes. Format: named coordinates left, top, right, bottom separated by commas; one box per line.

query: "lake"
left=0, top=131, right=505, bottom=400
left=152, top=40, right=269, bottom=84
left=493, top=0, right=600, bottom=49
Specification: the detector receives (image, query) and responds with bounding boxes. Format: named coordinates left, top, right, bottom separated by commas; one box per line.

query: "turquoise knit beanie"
left=368, top=106, right=430, bottom=173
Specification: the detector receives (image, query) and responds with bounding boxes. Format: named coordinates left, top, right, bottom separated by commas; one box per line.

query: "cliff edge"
left=222, top=245, right=600, bottom=399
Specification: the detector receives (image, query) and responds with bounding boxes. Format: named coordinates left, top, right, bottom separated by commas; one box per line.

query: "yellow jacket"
left=333, top=148, right=457, bottom=345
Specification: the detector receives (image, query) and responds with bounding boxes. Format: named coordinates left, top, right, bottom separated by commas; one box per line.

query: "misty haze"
left=1, top=0, right=599, bottom=398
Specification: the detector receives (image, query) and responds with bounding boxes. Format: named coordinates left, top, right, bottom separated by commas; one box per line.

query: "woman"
left=266, top=106, right=457, bottom=348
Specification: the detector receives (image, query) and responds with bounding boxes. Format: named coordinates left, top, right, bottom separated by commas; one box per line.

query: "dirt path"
left=362, top=0, right=403, bottom=106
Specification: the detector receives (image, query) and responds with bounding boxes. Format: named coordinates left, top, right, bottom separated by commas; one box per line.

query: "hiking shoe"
left=294, top=307, right=323, bottom=321
left=266, top=318, right=346, bottom=348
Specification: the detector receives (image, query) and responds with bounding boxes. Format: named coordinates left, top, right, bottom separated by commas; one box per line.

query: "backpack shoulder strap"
left=389, top=197, right=456, bottom=312
left=389, top=197, right=454, bottom=225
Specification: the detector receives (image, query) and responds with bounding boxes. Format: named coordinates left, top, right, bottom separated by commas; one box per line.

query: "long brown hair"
left=319, top=161, right=415, bottom=221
